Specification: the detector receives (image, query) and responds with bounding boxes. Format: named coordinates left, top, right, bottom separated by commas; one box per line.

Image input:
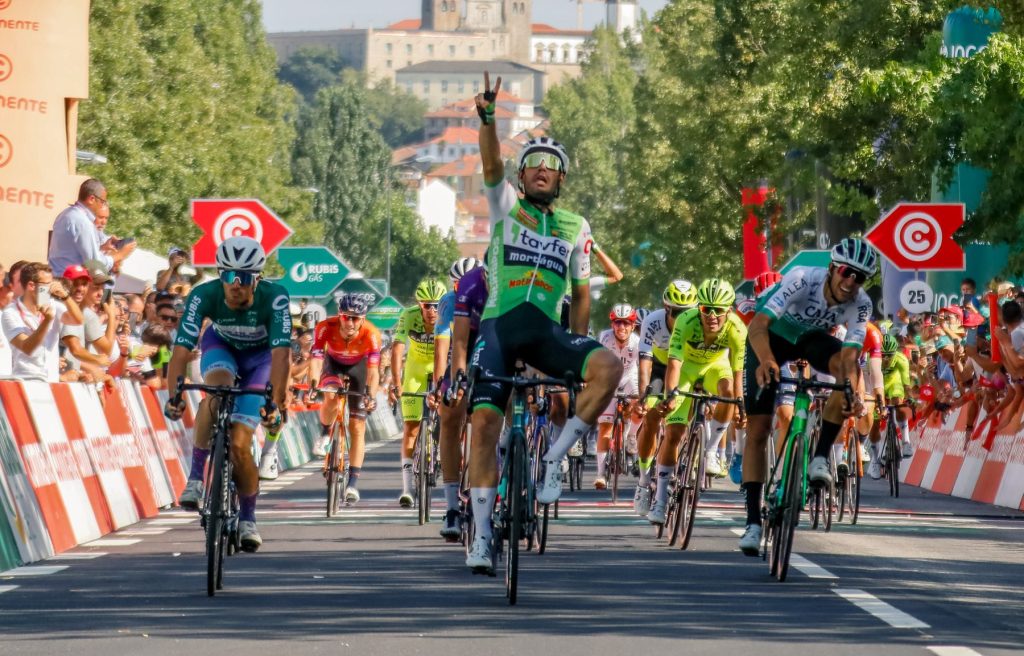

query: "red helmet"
left=754, top=271, right=783, bottom=297
left=609, top=303, right=637, bottom=323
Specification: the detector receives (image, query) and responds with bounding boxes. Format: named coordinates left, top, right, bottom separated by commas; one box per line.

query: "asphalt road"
left=2, top=435, right=1022, bottom=656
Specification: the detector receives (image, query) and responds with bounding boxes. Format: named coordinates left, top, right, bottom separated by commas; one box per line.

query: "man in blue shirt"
left=48, top=179, right=135, bottom=276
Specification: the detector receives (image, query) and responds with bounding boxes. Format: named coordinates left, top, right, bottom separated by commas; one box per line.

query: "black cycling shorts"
left=319, top=356, right=370, bottom=418
left=470, top=304, right=602, bottom=413
left=743, top=329, right=842, bottom=416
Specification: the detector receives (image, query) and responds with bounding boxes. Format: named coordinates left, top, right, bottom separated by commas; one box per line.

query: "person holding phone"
left=156, top=247, right=201, bottom=292
left=1, top=263, right=84, bottom=381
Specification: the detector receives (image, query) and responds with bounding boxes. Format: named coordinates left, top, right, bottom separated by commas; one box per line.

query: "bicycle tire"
left=326, top=424, right=341, bottom=517
left=611, top=414, right=624, bottom=504
left=850, top=445, right=862, bottom=525
left=538, top=501, right=550, bottom=554
left=505, top=436, right=522, bottom=605
left=885, top=422, right=900, bottom=498
left=837, top=443, right=851, bottom=523
left=680, top=424, right=705, bottom=550
left=206, top=425, right=229, bottom=597
left=417, top=418, right=431, bottom=525
left=667, top=453, right=689, bottom=547
left=810, top=487, right=821, bottom=530
left=772, top=432, right=803, bottom=582
left=527, top=425, right=545, bottom=552
left=824, top=476, right=834, bottom=532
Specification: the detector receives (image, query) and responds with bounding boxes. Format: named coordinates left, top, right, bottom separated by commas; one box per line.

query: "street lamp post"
left=386, top=186, right=392, bottom=297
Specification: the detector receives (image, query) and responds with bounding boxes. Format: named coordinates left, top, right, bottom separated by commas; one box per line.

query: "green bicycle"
left=760, top=374, right=852, bottom=582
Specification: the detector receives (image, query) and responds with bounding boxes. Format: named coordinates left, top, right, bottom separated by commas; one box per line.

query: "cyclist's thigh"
left=530, top=309, right=602, bottom=381
left=234, top=347, right=272, bottom=430
left=798, top=331, right=843, bottom=375
left=666, top=361, right=706, bottom=425
left=743, top=332, right=803, bottom=416
left=200, top=329, right=239, bottom=379
left=469, top=316, right=517, bottom=415
left=401, top=364, right=429, bottom=422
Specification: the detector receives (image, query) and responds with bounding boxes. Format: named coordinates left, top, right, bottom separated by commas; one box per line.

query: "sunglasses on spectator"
left=834, top=265, right=869, bottom=285
left=521, top=152, right=564, bottom=172
left=340, top=314, right=364, bottom=322
left=158, top=313, right=179, bottom=323
left=219, top=270, right=258, bottom=285
left=699, top=305, right=728, bottom=316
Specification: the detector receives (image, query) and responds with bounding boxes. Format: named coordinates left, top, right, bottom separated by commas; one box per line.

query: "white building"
left=417, top=178, right=458, bottom=235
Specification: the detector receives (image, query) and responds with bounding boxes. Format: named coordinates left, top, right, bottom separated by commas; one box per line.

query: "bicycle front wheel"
left=886, top=423, right=901, bottom=498
left=679, top=425, right=705, bottom=550
left=206, top=429, right=229, bottom=597
left=326, top=424, right=343, bottom=517
left=505, top=437, right=523, bottom=605
left=771, top=433, right=803, bottom=582
left=611, top=415, right=624, bottom=504
left=417, top=420, right=431, bottom=525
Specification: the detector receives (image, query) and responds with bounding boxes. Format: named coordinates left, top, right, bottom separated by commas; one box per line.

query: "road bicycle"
left=760, top=374, right=852, bottom=582
left=836, top=416, right=863, bottom=525
left=468, top=366, right=579, bottom=605
left=313, top=379, right=368, bottom=518
left=880, top=402, right=914, bottom=498
left=604, top=394, right=638, bottom=504
left=173, top=377, right=273, bottom=597
left=662, top=388, right=742, bottom=550
left=406, top=386, right=441, bottom=525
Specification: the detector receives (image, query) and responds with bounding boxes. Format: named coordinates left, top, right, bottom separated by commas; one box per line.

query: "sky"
left=260, top=0, right=671, bottom=32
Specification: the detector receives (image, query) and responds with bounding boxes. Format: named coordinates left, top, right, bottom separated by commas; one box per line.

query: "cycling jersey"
left=175, top=279, right=291, bottom=352
left=395, top=306, right=436, bottom=422
left=735, top=297, right=757, bottom=325
left=883, top=351, right=911, bottom=398
left=860, top=322, right=884, bottom=392
left=757, top=266, right=872, bottom=348
left=454, top=266, right=487, bottom=335
left=599, top=329, right=640, bottom=395
left=482, top=180, right=592, bottom=323
left=312, top=319, right=382, bottom=366
left=668, top=308, right=746, bottom=373
left=638, top=309, right=672, bottom=366
left=436, top=291, right=456, bottom=340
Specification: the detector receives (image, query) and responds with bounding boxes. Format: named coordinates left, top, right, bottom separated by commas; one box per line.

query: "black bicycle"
left=881, top=402, right=915, bottom=498
left=173, top=377, right=273, bottom=597
left=313, top=380, right=367, bottom=517
left=468, top=367, right=579, bottom=605
left=407, top=387, right=441, bottom=525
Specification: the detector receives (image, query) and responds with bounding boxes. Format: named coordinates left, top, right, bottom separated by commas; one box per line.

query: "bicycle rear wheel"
left=505, top=437, right=523, bottom=605
left=679, top=425, right=704, bottom=550
left=771, top=433, right=803, bottom=582
left=611, top=415, right=624, bottom=503
left=326, top=424, right=343, bottom=517
left=206, top=427, right=229, bottom=597
left=885, top=423, right=900, bottom=498
left=849, top=445, right=862, bottom=524
left=417, top=419, right=431, bottom=525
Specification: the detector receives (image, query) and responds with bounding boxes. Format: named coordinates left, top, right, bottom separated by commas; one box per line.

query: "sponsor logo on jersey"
left=180, top=294, right=203, bottom=338
left=507, top=271, right=554, bottom=293
left=515, top=206, right=539, bottom=230
left=272, top=294, right=290, bottom=311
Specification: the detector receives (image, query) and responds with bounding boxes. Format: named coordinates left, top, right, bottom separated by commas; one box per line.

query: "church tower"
left=465, top=0, right=502, bottom=31
left=503, top=0, right=532, bottom=64
left=422, top=0, right=460, bottom=32
left=607, top=0, right=639, bottom=35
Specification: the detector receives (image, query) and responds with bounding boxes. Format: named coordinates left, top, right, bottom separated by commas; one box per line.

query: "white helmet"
left=517, top=137, right=569, bottom=174
left=449, top=257, right=482, bottom=283
left=216, top=236, right=266, bottom=271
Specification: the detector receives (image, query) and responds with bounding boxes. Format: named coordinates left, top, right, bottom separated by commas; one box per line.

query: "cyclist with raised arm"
left=436, top=257, right=484, bottom=540
left=649, top=279, right=746, bottom=524
left=594, top=303, right=642, bottom=490
left=737, top=238, right=875, bottom=555
left=390, top=279, right=447, bottom=507
left=633, top=280, right=697, bottom=515
left=164, top=236, right=290, bottom=553
left=465, top=72, right=622, bottom=573
left=308, top=294, right=381, bottom=503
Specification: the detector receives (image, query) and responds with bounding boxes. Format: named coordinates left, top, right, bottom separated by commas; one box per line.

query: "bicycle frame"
left=768, top=388, right=814, bottom=513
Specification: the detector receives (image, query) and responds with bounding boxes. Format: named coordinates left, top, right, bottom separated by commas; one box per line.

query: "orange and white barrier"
left=903, top=406, right=1024, bottom=510
left=0, top=379, right=330, bottom=570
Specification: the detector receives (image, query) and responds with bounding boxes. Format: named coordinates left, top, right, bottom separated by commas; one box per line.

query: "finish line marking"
left=833, top=588, right=929, bottom=629
left=789, top=554, right=838, bottom=579
left=927, top=647, right=984, bottom=656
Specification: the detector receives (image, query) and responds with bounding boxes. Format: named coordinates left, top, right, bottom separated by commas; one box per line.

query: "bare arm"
left=270, top=347, right=291, bottom=408
left=391, top=341, right=406, bottom=391
left=451, top=316, right=471, bottom=377
left=593, top=245, right=623, bottom=283
left=476, top=72, right=504, bottom=185
left=747, top=313, right=775, bottom=370
left=638, top=358, right=652, bottom=395
left=366, top=365, right=380, bottom=399
left=166, top=345, right=193, bottom=393
left=433, top=336, right=450, bottom=387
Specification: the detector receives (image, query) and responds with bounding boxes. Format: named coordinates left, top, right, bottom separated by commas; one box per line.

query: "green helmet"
left=696, top=278, right=736, bottom=308
left=414, top=278, right=447, bottom=302
left=882, top=334, right=899, bottom=354
left=662, top=280, right=697, bottom=309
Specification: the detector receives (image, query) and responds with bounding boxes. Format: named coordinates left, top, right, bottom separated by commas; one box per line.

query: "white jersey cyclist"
left=758, top=265, right=872, bottom=349
left=598, top=328, right=640, bottom=421
left=638, top=309, right=672, bottom=367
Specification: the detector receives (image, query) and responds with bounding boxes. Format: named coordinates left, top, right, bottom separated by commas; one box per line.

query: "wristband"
left=477, top=102, right=495, bottom=125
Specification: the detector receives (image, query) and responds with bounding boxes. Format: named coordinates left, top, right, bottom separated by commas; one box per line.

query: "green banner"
left=275, top=246, right=350, bottom=298
left=367, top=296, right=404, bottom=332
left=780, top=249, right=830, bottom=274
left=336, top=278, right=385, bottom=311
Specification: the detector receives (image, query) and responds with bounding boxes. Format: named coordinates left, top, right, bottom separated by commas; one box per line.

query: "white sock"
left=654, top=464, right=673, bottom=505
left=471, top=487, right=496, bottom=539
left=708, top=418, right=729, bottom=451
left=544, top=415, right=593, bottom=463
left=734, top=427, right=746, bottom=454
left=596, top=451, right=607, bottom=478
left=832, top=442, right=844, bottom=463
left=262, top=440, right=279, bottom=456
left=639, top=466, right=652, bottom=487
left=444, top=482, right=460, bottom=511
left=401, top=457, right=413, bottom=494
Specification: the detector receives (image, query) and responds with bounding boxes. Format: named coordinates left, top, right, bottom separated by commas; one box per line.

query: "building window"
left=563, top=45, right=571, bottom=63
left=473, top=80, right=480, bottom=93
left=441, top=0, right=449, bottom=11
left=407, top=60, right=412, bottom=67
left=449, top=44, right=456, bottom=56
left=406, top=82, right=413, bottom=93
left=387, top=59, right=392, bottom=68
left=535, top=44, right=544, bottom=62
left=386, top=43, right=392, bottom=54
left=442, top=80, right=449, bottom=93
left=428, top=44, right=435, bottom=56
left=406, top=43, right=412, bottom=55
left=469, top=45, right=476, bottom=57
left=458, top=80, right=465, bottom=93
left=423, top=80, right=430, bottom=93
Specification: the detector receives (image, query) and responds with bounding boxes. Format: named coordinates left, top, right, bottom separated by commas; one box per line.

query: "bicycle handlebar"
left=667, top=388, right=743, bottom=406
left=469, top=367, right=580, bottom=418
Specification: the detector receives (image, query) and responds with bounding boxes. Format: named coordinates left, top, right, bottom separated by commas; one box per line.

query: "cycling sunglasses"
left=420, top=302, right=439, bottom=311
left=835, top=264, right=869, bottom=285
left=340, top=313, right=364, bottom=322
left=699, top=305, right=728, bottom=317
left=219, top=270, right=259, bottom=285
left=521, top=152, right=564, bottom=172
left=611, top=319, right=634, bottom=327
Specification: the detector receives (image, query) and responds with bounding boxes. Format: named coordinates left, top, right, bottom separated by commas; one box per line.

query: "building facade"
left=396, top=60, right=544, bottom=110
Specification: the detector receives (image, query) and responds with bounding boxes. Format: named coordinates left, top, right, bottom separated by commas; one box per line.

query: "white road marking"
left=118, top=528, right=170, bottom=536
left=147, top=518, right=195, bottom=525
left=2, top=565, right=69, bottom=576
left=927, top=647, right=985, bottom=656
left=83, top=538, right=142, bottom=547
left=49, top=552, right=107, bottom=560
left=0, top=585, right=18, bottom=593
left=789, top=554, right=838, bottom=579
left=833, top=589, right=929, bottom=629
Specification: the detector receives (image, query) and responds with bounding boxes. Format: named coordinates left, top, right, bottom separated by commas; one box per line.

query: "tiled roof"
left=427, top=154, right=482, bottom=178
left=386, top=18, right=421, bottom=30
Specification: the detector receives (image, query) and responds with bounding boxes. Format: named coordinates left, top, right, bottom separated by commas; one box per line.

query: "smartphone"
left=101, top=287, right=112, bottom=305
left=36, top=286, right=51, bottom=309
left=114, top=237, right=136, bottom=249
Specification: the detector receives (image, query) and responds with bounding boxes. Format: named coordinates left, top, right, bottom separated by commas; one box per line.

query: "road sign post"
left=191, top=199, right=294, bottom=267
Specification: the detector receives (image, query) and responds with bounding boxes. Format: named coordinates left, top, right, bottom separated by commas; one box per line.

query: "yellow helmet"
left=662, top=280, right=697, bottom=309
left=414, top=278, right=447, bottom=302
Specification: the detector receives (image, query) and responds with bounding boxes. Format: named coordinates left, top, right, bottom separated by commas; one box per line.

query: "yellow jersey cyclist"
left=738, top=237, right=876, bottom=555
left=870, top=333, right=912, bottom=479
left=465, top=72, right=622, bottom=573
left=390, top=278, right=447, bottom=508
left=649, top=279, right=746, bottom=525
left=164, top=236, right=291, bottom=553
left=633, top=279, right=697, bottom=516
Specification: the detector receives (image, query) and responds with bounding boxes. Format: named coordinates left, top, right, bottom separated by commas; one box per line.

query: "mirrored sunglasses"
left=340, top=314, right=364, bottom=322
left=522, top=152, right=564, bottom=172
left=219, top=270, right=258, bottom=285
left=699, top=305, right=728, bottom=317
left=835, top=264, right=868, bottom=285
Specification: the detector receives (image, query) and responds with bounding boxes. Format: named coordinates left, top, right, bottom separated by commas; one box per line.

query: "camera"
left=113, top=237, right=136, bottom=249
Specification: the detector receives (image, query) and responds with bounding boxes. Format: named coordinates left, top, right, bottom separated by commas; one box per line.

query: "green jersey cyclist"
left=164, top=236, right=292, bottom=552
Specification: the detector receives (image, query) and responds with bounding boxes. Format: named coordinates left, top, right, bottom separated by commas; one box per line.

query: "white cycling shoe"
left=738, top=524, right=762, bottom=556
left=466, top=536, right=494, bottom=574
left=178, top=479, right=204, bottom=511
left=705, top=452, right=723, bottom=477
left=258, top=452, right=279, bottom=480
left=808, top=456, right=832, bottom=487
left=345, top=487, right=360, bottom=504
left=537, top=460, right=563, bottom=504
left=239, top=520, right=262, bottom=552
left=647, top=501, right=667, bottom=525
left=311, top=437, right=329, bottom=458
left=633, top=485, right=651, bottom=517
left=868, top=460, right=882, bottom=480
